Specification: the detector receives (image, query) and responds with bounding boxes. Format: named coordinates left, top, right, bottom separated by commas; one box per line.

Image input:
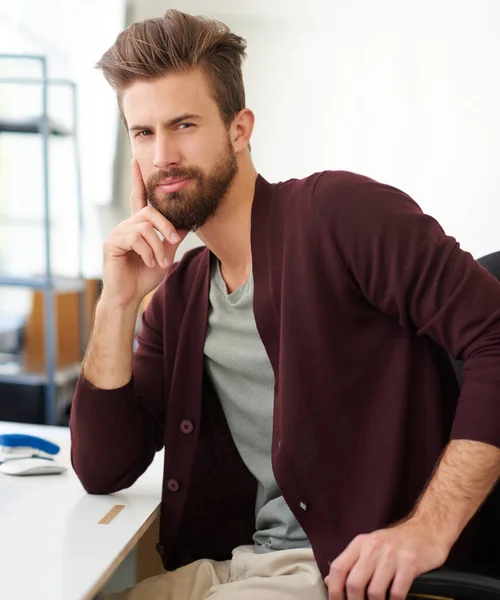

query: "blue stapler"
left=0, top=434, right=66, bottom=475
left=0, top=433, right=61, bottom=458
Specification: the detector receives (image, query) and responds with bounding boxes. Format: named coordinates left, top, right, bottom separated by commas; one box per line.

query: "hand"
left=101, top=159, right=188, bottom=308
left=325, top=518, right=450, bottom=600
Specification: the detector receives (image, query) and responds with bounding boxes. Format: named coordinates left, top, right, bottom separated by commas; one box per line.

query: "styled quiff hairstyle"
left=96, top=9, right=248, bottom=127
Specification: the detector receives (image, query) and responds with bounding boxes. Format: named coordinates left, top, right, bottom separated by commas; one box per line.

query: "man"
left=70, top=9, right=500, bottom=600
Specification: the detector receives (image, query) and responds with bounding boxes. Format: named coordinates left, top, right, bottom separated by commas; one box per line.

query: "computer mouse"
left=0, top=457, right=67, bottom=476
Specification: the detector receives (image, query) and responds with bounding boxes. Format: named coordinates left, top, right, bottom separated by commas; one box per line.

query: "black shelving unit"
left=0, top=54, right=85, bottom=424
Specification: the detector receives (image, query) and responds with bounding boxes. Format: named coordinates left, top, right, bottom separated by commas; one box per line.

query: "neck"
left=196, top=153, right=257, bottom=287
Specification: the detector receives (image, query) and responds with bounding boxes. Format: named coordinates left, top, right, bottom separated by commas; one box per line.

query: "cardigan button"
left=167, top=478, right=180, bottom=493
left=156, top=543, right=165, bottom=556
left=180, top=420, right=194, bottom=434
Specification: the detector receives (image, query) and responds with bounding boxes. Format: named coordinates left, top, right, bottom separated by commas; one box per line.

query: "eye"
left=136, top=129, right=152, bottom=138
left=177, top=123, right=194, bottom=130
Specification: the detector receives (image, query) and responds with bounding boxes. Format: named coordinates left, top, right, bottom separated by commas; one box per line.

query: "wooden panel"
left=84, top=279, right=101, bottom=331
left=23, top=279, right=101, bottom=372
left=136, top=514, right=165, bottom=582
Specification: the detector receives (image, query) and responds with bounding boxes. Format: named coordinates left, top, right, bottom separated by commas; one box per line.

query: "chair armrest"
left=410, top=568, right=500, bottom=600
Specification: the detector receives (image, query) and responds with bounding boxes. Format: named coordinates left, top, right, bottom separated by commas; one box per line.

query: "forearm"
left=72, top=293, right=164, bottom=493
left=326, top=439, right=500, bottom=600
left=410, top=439, right=500, bottom=548
left=83, top=296, right=141, bottom=389
left=73, top=295, right=152, bottom=493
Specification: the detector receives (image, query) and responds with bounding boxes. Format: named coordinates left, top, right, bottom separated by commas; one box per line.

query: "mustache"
left=148, top=167, right=203, bottom=187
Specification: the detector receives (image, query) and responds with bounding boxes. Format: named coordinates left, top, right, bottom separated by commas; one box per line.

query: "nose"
left=153, top=133, right=181, bottom=169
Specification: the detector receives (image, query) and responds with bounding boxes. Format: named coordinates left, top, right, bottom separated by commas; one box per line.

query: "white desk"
left=0, top=421, right=164, bottom=600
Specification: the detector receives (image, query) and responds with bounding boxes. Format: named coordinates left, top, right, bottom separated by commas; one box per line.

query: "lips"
left=156, top=177, right=190, bottom=193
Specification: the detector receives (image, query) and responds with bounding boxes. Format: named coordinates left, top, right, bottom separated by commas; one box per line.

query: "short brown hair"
left=97, top=9, right=247, bottom=127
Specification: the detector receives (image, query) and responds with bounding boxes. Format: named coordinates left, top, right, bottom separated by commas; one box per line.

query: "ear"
left=231, top=108, right=255, bottom=152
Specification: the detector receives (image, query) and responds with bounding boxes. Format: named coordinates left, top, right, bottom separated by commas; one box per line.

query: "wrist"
left=94, top=295, right=142, bottom=336
left=98, top=292, right=142, bottom=315
left=409, top=507, right=463, bottom=551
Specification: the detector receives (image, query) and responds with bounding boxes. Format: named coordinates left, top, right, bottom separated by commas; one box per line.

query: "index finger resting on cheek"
left=130, top=159, right=148, bottom=214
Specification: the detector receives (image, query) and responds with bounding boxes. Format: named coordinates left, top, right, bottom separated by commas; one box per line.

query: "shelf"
left=0, top=275, right=86, bottom=292
left=0, top=55, right=83, bottom=425
left=0, top=117, right=72, bottom=136
left=0, top=354, right=81, bottom=386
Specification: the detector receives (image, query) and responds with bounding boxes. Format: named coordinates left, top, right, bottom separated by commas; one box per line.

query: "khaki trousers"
left=102, top=545, right=327, bottom=600
left=102, top=544, right=451, bottom=600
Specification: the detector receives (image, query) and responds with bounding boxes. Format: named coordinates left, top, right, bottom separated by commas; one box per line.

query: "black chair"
left=410, top=251, right=500, bottom=599
left=477, top=251, right=500, bottom=280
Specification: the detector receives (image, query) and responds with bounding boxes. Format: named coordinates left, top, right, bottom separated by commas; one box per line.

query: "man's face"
left=122, top=68, right=238, bottom=230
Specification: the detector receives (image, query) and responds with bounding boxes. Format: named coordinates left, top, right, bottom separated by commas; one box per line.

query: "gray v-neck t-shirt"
left=204, top=258, right=310, bottom=553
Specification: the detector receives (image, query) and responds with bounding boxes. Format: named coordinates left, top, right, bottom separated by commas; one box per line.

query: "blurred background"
left=0, top=0, right=499, bottom=426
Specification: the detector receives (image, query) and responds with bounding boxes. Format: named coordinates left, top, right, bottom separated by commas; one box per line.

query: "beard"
left=145, top=136, right=238, bottom=231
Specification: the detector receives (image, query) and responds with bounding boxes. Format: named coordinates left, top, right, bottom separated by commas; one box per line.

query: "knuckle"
left=104, top=235, right=119, bottom=253
left=367, top=537, right=383, bottom=554
left=346, top=582, right=363, bottom=597
left=346, top=574, right=363, bottom=596
left=138, top=221, right=153, bottom=235
left=367, top=586, right=384, bottom=600
left=133, top=204, right=148, bottom=218
left=329, top=562, right=347, bottom=578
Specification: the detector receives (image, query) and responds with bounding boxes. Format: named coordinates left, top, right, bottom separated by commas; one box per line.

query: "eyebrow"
left=128, top=113, right=203, bottom=132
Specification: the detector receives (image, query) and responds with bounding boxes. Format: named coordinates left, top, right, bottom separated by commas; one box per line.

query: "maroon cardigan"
left=70, top=171, right=500, bottom=577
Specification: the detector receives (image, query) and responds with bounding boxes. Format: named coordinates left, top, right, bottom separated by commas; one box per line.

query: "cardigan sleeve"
left=70, top=278, right=168, bottom=494
left=313, top=170, right=500, bottom=448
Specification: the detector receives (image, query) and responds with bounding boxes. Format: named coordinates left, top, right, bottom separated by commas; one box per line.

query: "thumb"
left=163, top=230, right=189, bottom=262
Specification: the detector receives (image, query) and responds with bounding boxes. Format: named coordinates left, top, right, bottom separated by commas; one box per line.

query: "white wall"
left=126, top=0, right=500, bottom=259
